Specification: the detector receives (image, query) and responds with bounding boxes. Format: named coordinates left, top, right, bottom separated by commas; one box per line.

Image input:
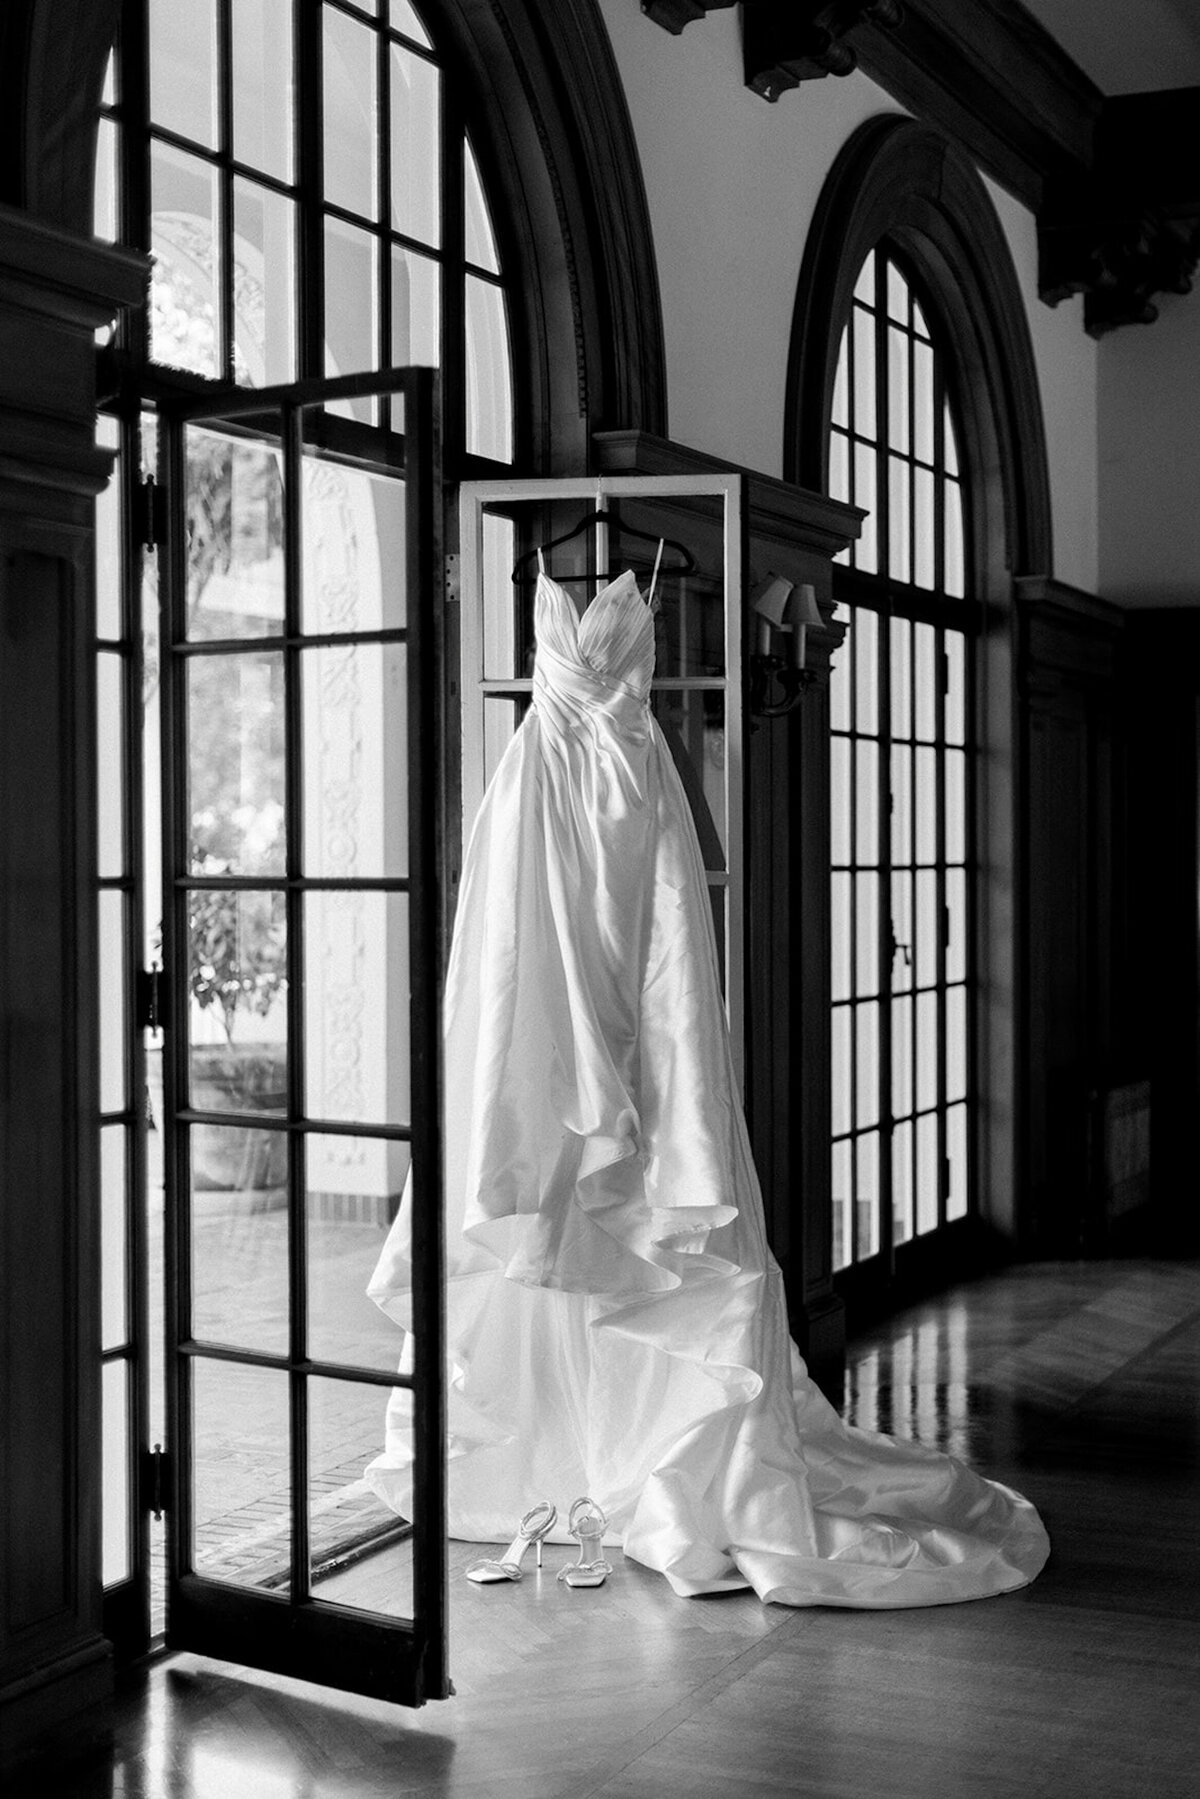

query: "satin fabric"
left=365, top=569, right=1049, bottom=1606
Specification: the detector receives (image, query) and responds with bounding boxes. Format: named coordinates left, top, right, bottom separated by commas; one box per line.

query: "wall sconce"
left=749, top=576, right=823, bottom=718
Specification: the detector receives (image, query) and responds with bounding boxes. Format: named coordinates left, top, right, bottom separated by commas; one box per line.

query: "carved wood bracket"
left=740, top=1, right=904, bottom=104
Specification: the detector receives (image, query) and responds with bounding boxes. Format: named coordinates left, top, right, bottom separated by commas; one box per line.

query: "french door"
left=99, top=367, right=449, bottom=1706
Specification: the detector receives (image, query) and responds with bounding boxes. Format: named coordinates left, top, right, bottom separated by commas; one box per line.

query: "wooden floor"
left=20, top=1258, right=1200, bottom=1798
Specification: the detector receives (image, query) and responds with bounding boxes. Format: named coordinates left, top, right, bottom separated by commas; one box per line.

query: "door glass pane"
left=185, top=428, right=285, bottom=641
left=324, top=7, right=378, bottom=219
left=855, top=871, right=878, bottom=998
left=188, top=652, right=286, bottom=876
left=832, top=1005, right=851, bottom=1138
left=301, top=456, right=406, bottom=633
left=945, top=633, right=965, bottom=746
left=465, top=276, right=513, bottom=462
left=307, top=1137, right=410, bottom=1372
left=192, top=1360, right=291, bottom=1591
left=856, top=1130, right=880, bottom=1260
left=233, top=181, right=297, bottom=387
left=101, top=1125, right=128, bottom=1352
left=304, top=893, right=410, bottom=1126
left=831, top=872, right=850, bottom=1003
left=891, top=871, right=913, bottom=994
left=103, top=1359, right=131, bottom=1586
left=831, top=734, right=850, bottom=866
left=232, top=0, right=293, bottom=181
left=149, top=0, right=216, bottom=147
left=188, top=889, right=287, bottom=1106
left=653, top=691, right=726, bottom=867
left=915, top=746, right=937, bottom=865
left=892, top=1118, right=913, bottom=1246
left=946, top=985, right=968, bottom=1104
left=309, top=1376, right=413, bottom=1620
left=946, top=867, right=966, bottom=984
left=390, top=45, right=440, bottom=246
left=151, top=143, right=221, bottom=378
left=190, top=1126, right=289, bottom=1353
left=947, top=1102, right=968, bottom=1221
left=916, top=1112, right=938, bottom=1236
left=302, top=645, right=409, bottom=880
left=916, top=990, right=938, bottom=1113
left=98, top=651, right=125, bottom=878
left=892, top=994, right=913, bottom=1117
left=915, top=868, right=938, bottom=989
left=391, top=246, right=440, bottom=367
left=832, top=1138, right=852, bottom=1273
left=855, top=740, right=878, bottom=865
left=946, top=749, right=966, bottom=864
left=99, top=890, right=127, bottom=1115
left=855, top=1001, right=879, bottom=1129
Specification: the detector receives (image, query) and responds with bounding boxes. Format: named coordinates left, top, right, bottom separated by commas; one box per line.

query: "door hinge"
left=444, top=551, right=460, bottom=604
left=135, top=965, right=169, bottom=1031
left=141, top=1443, right=171, bottom=1519
left=133, top=475, right=167, bottom=550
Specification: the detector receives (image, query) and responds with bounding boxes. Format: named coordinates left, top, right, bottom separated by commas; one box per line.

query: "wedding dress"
left=365, top=563, right=1049, bottom=1607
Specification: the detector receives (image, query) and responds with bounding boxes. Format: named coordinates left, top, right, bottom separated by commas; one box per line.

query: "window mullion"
left=295, top=0, right=324, bottom=382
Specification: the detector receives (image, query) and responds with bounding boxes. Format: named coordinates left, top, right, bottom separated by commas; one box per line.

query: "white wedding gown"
left=365, top=567, right=1049, bottom=1606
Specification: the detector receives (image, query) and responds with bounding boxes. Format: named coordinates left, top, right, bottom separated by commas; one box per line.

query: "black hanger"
left=511, top=507, right=696, bottom=583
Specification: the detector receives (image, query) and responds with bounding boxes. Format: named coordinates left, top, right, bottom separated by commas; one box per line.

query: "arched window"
left=787, top=116, right=1051, bottom=1302
left=826, top=246, right=972, bottom=1274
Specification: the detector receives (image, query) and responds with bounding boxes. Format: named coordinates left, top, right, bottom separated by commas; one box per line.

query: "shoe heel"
left=535, top=1538, right=543, bottom=1570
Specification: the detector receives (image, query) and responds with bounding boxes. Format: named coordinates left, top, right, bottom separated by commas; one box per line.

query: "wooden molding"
left=741, top=1, right=904, bottom=106
left=640, top=0, right=735, bottom=35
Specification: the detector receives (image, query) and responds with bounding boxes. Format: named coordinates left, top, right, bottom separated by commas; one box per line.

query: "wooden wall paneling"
left=0, top=203, right=145, bottom=1772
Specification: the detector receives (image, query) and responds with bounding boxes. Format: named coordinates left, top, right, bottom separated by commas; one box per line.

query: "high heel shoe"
left=465, top=1501, right=557, bottom=1584
left=556, top=1497, right=612, bottom=1588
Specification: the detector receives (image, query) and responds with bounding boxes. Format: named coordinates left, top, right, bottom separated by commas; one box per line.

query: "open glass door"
left=152, top=367, right=446, bottom=1706
left=457, top=475, right=746, bottom=1078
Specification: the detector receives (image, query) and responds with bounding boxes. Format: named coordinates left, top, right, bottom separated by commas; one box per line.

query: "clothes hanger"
left=511, top=507, right=695, bottom=583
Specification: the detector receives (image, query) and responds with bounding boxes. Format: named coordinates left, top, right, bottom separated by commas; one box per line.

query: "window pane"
left=946, top=748, right=966, bottom=864
left=391, top=0, right=432, bottom=46
left=945, top=632, right=965, bottom=746
left=853, top=442, right=877, bottom=573
left=301, top=456, right=406, bottom=634
left=855, top=871, right=879, bottom=998
left=831, top=871, right=851, bottom=1002
left=232, top=0, right=294, bottom=182
left=192, top=1360, right=291, bottom=1591
left=915, top=745, right=937, bottom=866
left=831, top=734, right=851, bottom=867
left=853, top=305, right=875, bottom=439
left=151, top=143, right=220, bottom=378
left=914, top=622, right=936, bottom=742
left=916, top=1111, right=939, bottom=1236
left=96, top=419, right=122, bottom=640
left=947, top=1102, right=969, bottom=1221
left=233, top=181, right=296, bottom=387
left=853, top=603, right=877, bottom=736
left=947, top=984, right=967, bottom=1103
left=829, top=606, right=851, bottom=730
left=307, top=1139, right=411, bottom=1371
left=889, top=614, right=911, bottom=740
left=191, top=1127, right=289, bottom=1353
left=832, top=1138, right=852, bottom=1273
left=892, top=1118, right=913, bottom=1245
left=304, top=893, right=410, bottom=1127
left=945, top=478, right=965, bottom=597
left=916, top=867, right=938, bottom=988
left=855, top=738, right=878, bottom=866
left=891, top=870, right=913, bottom=995
left=831, top=331, right=849, bottom=430
left=324, top=7, right=378, bottom=219
left=390, top=245, right=439, bottom=367
left=887, top=325, right=909, bottom=453
left=324, top=217, right=379, bottom=422
left=101, top=1126, right=128, bottom=1352
left=99, top=890, right=126, bottom=1115
left=832, top=1005, right=852, bottom=1141
left=188, top=653, right=285, bottom=877
left=914, top=339, right=934, bottom=464
left=390, top=45, right=440, bottom=247
left=149, top=0, right=216, bottom=147
left=856, top=1130, right=880, bottom=1260
left=95, top=116, right=118, bottom=241
left=944, top=401, right=960, bottom=474
left=946, top=866, right=966, bottom=984
left=916, top=989, right=938, bottom=1112
left=465, top=275, right=513, bottom=462
left=856, top=1000, right=879, bottom=1129
left=892, top=994, right=913, bottom=1117
left=308, top=1375, right=413, bottom=1616
left=98, top=651, right=125, bottom=879
left=185, top=429, right=285, bottom=641
left=914, top=465, right=935, bottom=590
left=103, top=1360, right=131, bottom=1586
left=886, top=260, right=908, bottom=325
left=654, top=690, right=726, bottom=865
left=888, top=455, right=911, bottom=583
left=188, top=890, right=288, bottom=1104
left=829, top=431, right=850, bottom=523
left=302, top=645, right=408, bottom=880
left=853, top=250, right=875, bottom=306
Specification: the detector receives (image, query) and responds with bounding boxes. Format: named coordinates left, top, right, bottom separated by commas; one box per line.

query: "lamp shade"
left=750, top=574, right=795, bottom=630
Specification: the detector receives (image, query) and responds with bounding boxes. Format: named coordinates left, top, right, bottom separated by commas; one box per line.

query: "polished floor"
left=23, top=1258, right=1200, bottom=1798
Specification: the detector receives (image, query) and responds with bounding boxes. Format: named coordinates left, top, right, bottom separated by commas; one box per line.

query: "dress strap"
left=537, top=546, right=546, bottom=574
left=648, top=537, right=665, bottom=608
